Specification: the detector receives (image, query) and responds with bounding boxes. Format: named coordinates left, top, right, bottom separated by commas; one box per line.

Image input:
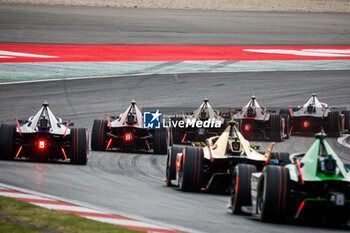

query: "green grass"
left=0, top=220, right=43, bottom=233
left=0, top=196, right=143, bottom=233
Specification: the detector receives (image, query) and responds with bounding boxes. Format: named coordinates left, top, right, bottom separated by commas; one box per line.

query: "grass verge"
left=0, top=195, right=143, bottom=233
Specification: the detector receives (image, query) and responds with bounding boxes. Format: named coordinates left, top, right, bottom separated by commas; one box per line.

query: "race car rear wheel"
left=326, top=111, right=340, bottom=137
left=344, top=110, right=350, bottom=133
left=269, top=114, right=282, bottom=142
left=91, top=119, right=107, bottom=151
left=231, top=164, right=257, bottom=215
left=179, top=147, right=203, bottom=192
left=70, top=128, right=88, bottom=165
left=171, top=127, right=185, bottom=145
left=268, top=152, right=291, bottom=166
left=153, top=127, right=168, bottom=154
left=257, top=165, right=290, bottom=222
left=170, top=116, right=186, bottom=145
left=0, top=124, right=16, bottom=160
left=166, top=145, right=184, bottom=186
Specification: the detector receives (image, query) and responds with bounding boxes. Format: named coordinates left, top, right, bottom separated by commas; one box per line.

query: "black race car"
left=91, top=100, right=168, bottom=154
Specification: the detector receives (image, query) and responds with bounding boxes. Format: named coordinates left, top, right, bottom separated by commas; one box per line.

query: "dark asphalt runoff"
left=0, top=3, right=350, bottom=233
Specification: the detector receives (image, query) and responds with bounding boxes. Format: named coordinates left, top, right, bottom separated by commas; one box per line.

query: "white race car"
left=0, top=102, right=88, bottom=164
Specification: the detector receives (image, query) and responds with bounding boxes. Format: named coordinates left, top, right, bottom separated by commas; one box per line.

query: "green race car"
left=231, top=132, right=350, bottom=226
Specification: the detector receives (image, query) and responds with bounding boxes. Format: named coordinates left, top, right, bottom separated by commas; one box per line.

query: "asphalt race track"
left=0, top=4, right=350, bottom=233
left=0, top=4, right=350, bottom=45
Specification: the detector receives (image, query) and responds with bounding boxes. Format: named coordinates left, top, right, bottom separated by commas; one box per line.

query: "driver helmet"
left=39, top=116, right=49, bottom=128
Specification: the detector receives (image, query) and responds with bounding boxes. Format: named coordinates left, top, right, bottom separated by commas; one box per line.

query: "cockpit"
left=126, top=101, right=138, bottom=125
left=208, top=127, right=243, bottom=155
left=317, top=140, right=337, bottom=175
left=37, top=103, right=51, bottom=132
left=200, top=109, right=208, bottom=121
left=246, top=106, right=256, bottom=117
left=306, top=104, right=316, bottom=113
left=198, top=98, right=210, bottom=121
left=244, top=95, right=260, bottom=117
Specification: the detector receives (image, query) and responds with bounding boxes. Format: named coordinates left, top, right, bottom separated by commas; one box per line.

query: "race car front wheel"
left=0, top=124, right=16, bottom=160
left=70, top=128, right=88, bottom=165
left=231, top=164, right=257, bottom=215
left=91, top=119, right=107, bottom=151
left=179, top=147, right=203, bottom=192
left=257, top=165, right=290, bottom=222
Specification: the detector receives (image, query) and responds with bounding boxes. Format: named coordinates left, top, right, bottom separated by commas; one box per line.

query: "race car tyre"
left=91, top=119, right=107, bottom=151
left=170, top=116, right=185, bottom=144
left=166, top=145, right=184, bottom=186
left=153, top=127, right=168, bottom=154
left=0, top=124, right=16, bottom=160
left=327, top=111, right=340, bottom=137
left=171, top=127, right=185, bottom=145
left=343, top=110, right=350, bottom=133
left=179, top=147, right=203, bottom=192
left=268, top=152, right=291, bottom=166
left=270, top=114, right=282, bottom=142
left=257, top=165, right=290, bottom=222
left=281, top=114, right=290, bottom=139
left=70, top=128, right=88, bottom=165
left=231, top=164, right=257, bottom=215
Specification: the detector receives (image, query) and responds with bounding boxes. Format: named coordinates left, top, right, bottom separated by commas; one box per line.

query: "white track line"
left=32, top=203, right=105, bottom=213
left=338, top=135, right=350, bottom=149
left=1, top=67, right=350, bottom=86
left=85, top=216, right=171, bottom=230
left=0, top=192, right=51, bottom=200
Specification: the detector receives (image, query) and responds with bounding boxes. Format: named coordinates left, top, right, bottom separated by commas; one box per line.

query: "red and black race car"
left=233, top=96, right=289, bottom=142
left=91, top=100, right=168, bottom=154
left=282, top=94, right=350, bottom=137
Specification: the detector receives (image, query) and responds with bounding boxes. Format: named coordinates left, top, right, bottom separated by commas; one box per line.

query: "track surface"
left=1, top=71, right=350, bottom=233
left=0, top=4, right=350, bottom=233
left=0, top=4, right=350, bottom=45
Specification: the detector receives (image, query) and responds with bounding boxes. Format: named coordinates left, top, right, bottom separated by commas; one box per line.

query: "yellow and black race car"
left=165, top=120, right=287, bottom=193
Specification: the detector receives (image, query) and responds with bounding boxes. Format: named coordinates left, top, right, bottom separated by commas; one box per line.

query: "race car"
left=91, top=100, right=168, bottom=154
left=170, top=98, right=228, bottom=145
left=165, top=120, right=285, bottom=193
left=233, top=95, right=289, bottom=142
left=0, top=102, right=88, bottom=164
left=232, top=132, right=350, bottom=226
left=282, top=94, right=350, bottom=137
